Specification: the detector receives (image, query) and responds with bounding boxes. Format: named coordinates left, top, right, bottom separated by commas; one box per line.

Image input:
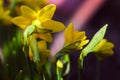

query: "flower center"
left=32, top=19, right=41, bottom=27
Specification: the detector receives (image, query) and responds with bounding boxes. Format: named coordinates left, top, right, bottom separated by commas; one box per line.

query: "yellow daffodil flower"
left=12, top=4, right=65, bottom=43
left=64, top=23, right=89, bottom=50
left=12, top=4, right=65, bottom=32
left=93, top=39, right=114, bottom=60
left=0, top=0, right=11, bottom=25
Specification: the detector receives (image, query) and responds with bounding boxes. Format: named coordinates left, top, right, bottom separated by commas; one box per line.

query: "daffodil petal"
left=38, top=40, right=47, bottom=51
left=93, top=39, right=114, bottom=60
left=100, top=42, right=114, bottom=50
left=78, top=40, right=89, bottom=49
left=42, top=20, right=65, bottom=32
left=74, top=31, right=86, bottom=42
left=64, top=23, right=74, bottom=44
left=12, top=16, right=31, bottom=29
left=95, top=49, right=114, bottom=60
left=101, top=49, right=114, bottom=55
left=36, top=33, right=52, bottom=42
left=40, top=49, right=50, bottom=65
left=21, top=5, right=36, bottom=20
left=38, top=4, right=56, bottom=21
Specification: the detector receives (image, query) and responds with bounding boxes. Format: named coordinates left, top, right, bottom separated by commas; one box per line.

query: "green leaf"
left=63, top=54, right=70, bottom=76
left=23, top=25, right=35, bottom=45
left=79, top=24, right=108, bottom=68
left=45, top=60, right=51, bottom=78
left=29, top=35, right=40, bottom=62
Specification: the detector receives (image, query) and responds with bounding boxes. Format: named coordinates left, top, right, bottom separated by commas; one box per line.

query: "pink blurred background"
left=47, top=0, right=120, bottom=80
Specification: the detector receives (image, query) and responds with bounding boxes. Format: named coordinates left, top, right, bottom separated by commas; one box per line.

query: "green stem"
left=52, top=47, right=69, bottom=62
left=51, top=46, right=70, bottom=80
left=78, top=59, right=82, bottom=80
left=52, top=41, right=80, bottom=62
left=24, top=45, right=34, bottom=80
left=56, top=67, right=63, bottom=80
left=51, top=49, right=65, bottom=80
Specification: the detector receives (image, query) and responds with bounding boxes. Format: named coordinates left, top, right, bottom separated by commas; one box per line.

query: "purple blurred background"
left=0, top=0, right=120, bottom=80
left=49, top=0, right=120, bottom=80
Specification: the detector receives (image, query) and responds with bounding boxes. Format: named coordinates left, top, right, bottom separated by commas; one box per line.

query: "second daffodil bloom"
left=93, top=39, right=114, bottom=60
left=12, top=4, right=65, bottom=33
left=64, top=23, right=89, bottom=50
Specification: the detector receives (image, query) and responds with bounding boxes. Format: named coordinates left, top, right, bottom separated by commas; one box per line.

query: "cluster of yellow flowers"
left=11, top=3, right=114, bottom=63
left=0, top=0, right=114, bottom=68
left=11, top=4, right=89, bottom=62
left=0, top=1, right=115, bottom=80
left=0, top=0, right=48, bottom=25
left=12, top=4, right=65, bottom=62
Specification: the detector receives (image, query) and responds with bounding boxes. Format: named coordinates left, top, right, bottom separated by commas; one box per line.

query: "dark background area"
left=81, top=0, right=120, bottom=80
left=54, top=0, right=120, bottom=80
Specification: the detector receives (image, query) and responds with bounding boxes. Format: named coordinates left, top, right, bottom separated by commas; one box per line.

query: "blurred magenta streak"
left=50, top=0, right=106, bottom=57
left=48, top=0, right=65, bottom=7
left=71, top=0, right=106, bottom=29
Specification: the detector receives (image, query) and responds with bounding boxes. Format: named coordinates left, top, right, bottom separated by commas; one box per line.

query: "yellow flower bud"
left=56, top=60, right=63, bottom=68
